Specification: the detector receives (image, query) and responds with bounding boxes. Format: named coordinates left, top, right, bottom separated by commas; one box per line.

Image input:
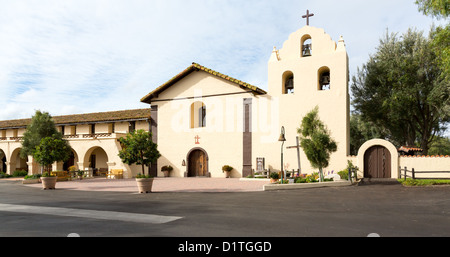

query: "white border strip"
left=0, top=203, right=182, bottom=224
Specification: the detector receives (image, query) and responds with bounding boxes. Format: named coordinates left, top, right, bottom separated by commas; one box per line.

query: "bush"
left=136, top=173, right=153, bottom=179
left=269, top=172, right=279, bottom=180
left=295, top=177, right=307, bottom=183
left=222, top=165, right=233, bottom=172
left=338, top=169, right=348, bottom=180
left=24, top=174, right=41, bottom=180
left=337, top=161, right=359, bottom=181
left=0, top=172, right=12, bottom=178
left=161, top=165, right=173, bottom=172
left=305, top=175, right=318, bottom=183
left=12, top=170, right=28, bottom=177
left=41, top=172, right=55, bottom=177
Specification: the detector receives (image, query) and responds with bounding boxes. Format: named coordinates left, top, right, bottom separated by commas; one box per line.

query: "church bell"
left=285, top=77, right=294, bottom=91
left=302, top=44, right=311, bottom=57
left=321, top=75, right=330, bottom=85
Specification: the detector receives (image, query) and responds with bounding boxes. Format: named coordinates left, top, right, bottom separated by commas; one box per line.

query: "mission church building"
left=0, top=17, right=353, bottom=179
left=141, top=23, right=351, bottom=178
left=4, top=14, right=443, bottom=180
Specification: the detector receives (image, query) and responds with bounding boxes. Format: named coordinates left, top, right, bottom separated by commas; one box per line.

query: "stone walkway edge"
left=17, top=177, right=353, bottom=192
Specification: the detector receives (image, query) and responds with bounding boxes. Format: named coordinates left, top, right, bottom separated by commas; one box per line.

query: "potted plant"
left=270, top=172, right=280, bottom=183
left=222, top=165, right=233, bottom=178
left=33, top=135, right=71, bottom=190
left=41, top=172, right=57, bottom=189
left=77, top=170, right=84, bottom=180
left=118, top=129, right=161, bottom=194
left=161, top=165, right=173, bottom=177
left=135, top=173, right=154, bottom=193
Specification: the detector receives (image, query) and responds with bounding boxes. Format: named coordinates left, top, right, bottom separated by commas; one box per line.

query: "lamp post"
left=278, top=126, right=286, bottom=183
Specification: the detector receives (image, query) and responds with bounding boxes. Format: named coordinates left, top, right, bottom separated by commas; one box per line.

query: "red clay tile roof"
left=140, top=62, right=266, bottom=103
left=401, top=155, right=450, bottom=158
left=398, top=146, right=423, bottom=152
left=0, top=108, right=151, bottom=129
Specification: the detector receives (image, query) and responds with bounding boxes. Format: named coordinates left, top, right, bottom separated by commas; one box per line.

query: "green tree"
left=351, top=29, right=449, bottom=154
left=416, top=0, right=449, bottom=83
left=33, top=135, right=71, bottom=173
left=118, top=129, right=161, bottom=176
left=349, top=113, right=387, bottom=155
left=20, top=110, right=62, bottom=159
left=298, top=106, right=337, bottom=181
left=428, top=136, right=450, bottom=155
left=416, top=0, right=450, bottom=151
left=415, top=0, right=449, bottom=18
left=430, top=24, right=450, bottom=83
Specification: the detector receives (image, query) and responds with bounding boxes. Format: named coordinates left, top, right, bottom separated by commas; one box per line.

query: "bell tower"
left=267, top=19, right=351, bottom=159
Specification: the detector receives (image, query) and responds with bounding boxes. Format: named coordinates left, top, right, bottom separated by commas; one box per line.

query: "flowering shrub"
left=295, top=172, right=319, bottom=183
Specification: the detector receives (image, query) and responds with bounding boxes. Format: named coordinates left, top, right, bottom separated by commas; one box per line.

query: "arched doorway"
left=63, top=149, right=78, bottom=171
left=10, top=148, right=28, bottom=173
left=187, top=148, right=208, bottom=177
left=364, top=145, right=391, bottom=178
left=84, top=146, right=109, bottom=176
left=0, top=149, right=6, bottom=173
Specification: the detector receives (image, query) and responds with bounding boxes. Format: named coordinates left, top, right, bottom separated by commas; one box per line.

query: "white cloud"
left=0, top=0, right=443, bottom=123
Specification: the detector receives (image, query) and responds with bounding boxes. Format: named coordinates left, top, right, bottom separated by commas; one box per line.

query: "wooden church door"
left=364, top=146, right=391, bottom=178
left=188, top=149, right=207, bottom=177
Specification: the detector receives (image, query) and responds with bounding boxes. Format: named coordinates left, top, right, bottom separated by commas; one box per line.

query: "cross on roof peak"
left=302, top=9, right=314, bottom=26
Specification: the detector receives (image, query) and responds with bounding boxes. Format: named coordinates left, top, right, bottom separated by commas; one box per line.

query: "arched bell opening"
left=301, top=34, right=312, bottom=57
left=282, top=71, right=294, bottom=94
left=318, top=66, right=331, bottom=90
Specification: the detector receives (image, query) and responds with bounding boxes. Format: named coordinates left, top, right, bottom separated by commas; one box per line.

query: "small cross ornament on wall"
left=302, top=9, right=314, bottom=26
left=195, top=135, right=200, bottom=144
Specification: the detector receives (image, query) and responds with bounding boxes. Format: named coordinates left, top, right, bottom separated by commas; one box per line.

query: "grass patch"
left=398, top=178, right=450, bottom=186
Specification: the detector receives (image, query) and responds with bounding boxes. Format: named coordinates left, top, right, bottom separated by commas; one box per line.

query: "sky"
left=0, top=0, right=445, bottom=122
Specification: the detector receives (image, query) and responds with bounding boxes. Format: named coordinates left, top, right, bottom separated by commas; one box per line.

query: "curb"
left=357, top=178, right=400, bottom=186
left=263, top=180, right=352, bottom=191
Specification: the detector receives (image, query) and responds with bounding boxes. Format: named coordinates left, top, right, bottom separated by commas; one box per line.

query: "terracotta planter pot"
left=163, top=171, right=170, bottom=177
left=136, top=178, right=154, bottom=193
left=270, top=178, right=279, bottom=183
left=41, top=176, right=57, bottom=190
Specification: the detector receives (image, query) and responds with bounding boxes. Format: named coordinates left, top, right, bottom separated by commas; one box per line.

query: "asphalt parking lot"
left=0, top=179, right=449, bottom=237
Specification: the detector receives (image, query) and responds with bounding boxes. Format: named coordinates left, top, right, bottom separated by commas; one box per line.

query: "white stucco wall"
left=152, top=71, right=255, bottom=178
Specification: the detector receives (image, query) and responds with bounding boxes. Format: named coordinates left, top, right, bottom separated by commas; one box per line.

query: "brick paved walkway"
left=22, top=177, right=269, bottom=193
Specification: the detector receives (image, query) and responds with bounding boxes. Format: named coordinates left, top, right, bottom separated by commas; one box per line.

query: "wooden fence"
left=399, top=166, right=450, bottom=180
